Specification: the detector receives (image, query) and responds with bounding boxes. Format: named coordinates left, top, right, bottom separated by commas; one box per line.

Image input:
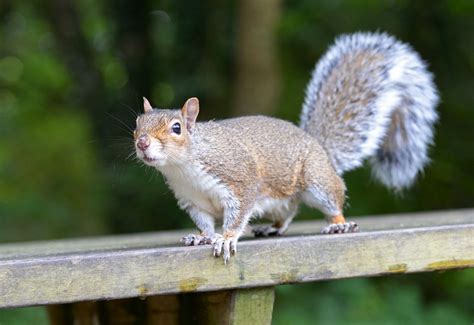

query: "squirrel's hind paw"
left=253, top=225, right=284, bottom=237
left=321, top=222, right=359, bottom=234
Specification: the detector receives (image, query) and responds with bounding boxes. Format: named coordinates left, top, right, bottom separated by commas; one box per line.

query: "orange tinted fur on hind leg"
left=330, top=215, right=346, bottom=224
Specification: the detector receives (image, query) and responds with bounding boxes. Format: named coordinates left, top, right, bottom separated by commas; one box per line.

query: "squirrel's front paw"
left=181, top=233, right=222, bottom=246
left=321, top=222, right=359, bottom=234
left=213, top=233, right=237, bottom=264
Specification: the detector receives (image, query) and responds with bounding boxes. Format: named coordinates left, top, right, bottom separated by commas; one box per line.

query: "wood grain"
left=0, top=210, right=473, bottom=308
left=1, top=208, right=472, bottom=260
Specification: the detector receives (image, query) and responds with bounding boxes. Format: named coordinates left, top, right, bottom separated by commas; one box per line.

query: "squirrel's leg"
left=302, top=185, right=358, bottom=234
left=182, top=206, right=220, bottom=246
left=213, top=200, right=253, bottom=264
left=302, top=155, right=359, bottom=234
left=253, top=200, right=299, bottom=237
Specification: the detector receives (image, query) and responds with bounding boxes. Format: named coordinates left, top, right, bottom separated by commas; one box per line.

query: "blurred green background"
left=0, top=0, right=473, bottom=324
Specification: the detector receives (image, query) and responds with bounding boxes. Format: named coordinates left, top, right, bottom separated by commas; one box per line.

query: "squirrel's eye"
left=171, top=122, right=181, bottom=135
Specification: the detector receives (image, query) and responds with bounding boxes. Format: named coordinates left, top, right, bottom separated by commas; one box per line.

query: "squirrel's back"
left=300, top=32, right=439, bottom=190
left=197, top=116, right=313, bottom=157
left=193, top=116, right=332, bottom=197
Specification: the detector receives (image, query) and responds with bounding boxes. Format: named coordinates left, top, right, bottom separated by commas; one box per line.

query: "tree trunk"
left=108, top=0, right=153, bottom=100
left=39, top=0, right=107, bottom=135
left=233, top=0, right=281, bottom=115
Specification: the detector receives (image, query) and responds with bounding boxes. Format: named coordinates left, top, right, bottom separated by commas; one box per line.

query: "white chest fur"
left=158, top=163, right=230, bottom=218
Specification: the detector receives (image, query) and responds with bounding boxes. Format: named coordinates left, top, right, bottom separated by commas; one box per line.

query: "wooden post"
left=48, top=302, right=100, bottom=325
left=183, top=287, right=275, bottom=325
left=47, top=304, right=71, bottom=325
left=104, top=299, right=139, bottom=324
left=71, top=302, right=100, bottom=325
left=147, top=295, right=180, bottom=325
left=231, top=287, right=275, bottom=325
left=46, top=289, right=274, bottom=324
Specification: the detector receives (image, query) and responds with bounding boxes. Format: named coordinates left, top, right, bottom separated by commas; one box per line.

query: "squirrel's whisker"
left=106, top=112, right=135, bottom=135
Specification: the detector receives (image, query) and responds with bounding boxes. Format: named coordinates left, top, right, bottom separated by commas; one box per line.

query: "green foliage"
left=274, top=270, right=474, bottom=325
left=0, top=307, right=47, bottom=325
left=0, top=0, right=472, bottom=323
left=0, top=1, right=106, bottom=241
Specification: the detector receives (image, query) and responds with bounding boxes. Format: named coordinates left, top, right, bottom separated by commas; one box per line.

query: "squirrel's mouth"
left=137, top=149, right=166, bottom=166
left=143, top=155, right=156, bottom=163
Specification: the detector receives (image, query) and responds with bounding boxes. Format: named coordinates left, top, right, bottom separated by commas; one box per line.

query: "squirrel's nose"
left=137, top=134, right=150, bottom=151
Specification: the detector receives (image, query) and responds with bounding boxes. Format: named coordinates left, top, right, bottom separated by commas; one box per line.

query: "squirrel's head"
left=134, top=97, right=199, bottom=168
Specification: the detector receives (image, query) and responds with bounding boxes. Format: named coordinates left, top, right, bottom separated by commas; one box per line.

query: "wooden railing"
left=1, top=209, right=473, bottom=324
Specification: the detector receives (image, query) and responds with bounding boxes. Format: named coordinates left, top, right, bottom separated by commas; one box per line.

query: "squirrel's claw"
left=181, top=233, right=221, bottom=246
left=321, top=222, right=359, bottom=234
left=181, top=233, right=202, bottom=246
left=213, top=235, right=237, bottom=264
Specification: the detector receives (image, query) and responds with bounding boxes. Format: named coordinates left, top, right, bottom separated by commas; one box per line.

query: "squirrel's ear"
left=143, top=97, right=153, bottom=113
left=182, top=97, right=200, bottom=132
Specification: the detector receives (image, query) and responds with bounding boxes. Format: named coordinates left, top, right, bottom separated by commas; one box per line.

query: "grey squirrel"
left=134, top=32, right=439, bottom=263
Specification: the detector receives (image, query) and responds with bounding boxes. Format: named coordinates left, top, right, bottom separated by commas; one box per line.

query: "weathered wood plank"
left=0, top=219, right=473, bottom=308
left=0, top=208, right=472, bottom=260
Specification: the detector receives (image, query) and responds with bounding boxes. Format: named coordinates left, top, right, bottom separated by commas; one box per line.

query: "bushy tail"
left=300, top=32, right=439, bottom=190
